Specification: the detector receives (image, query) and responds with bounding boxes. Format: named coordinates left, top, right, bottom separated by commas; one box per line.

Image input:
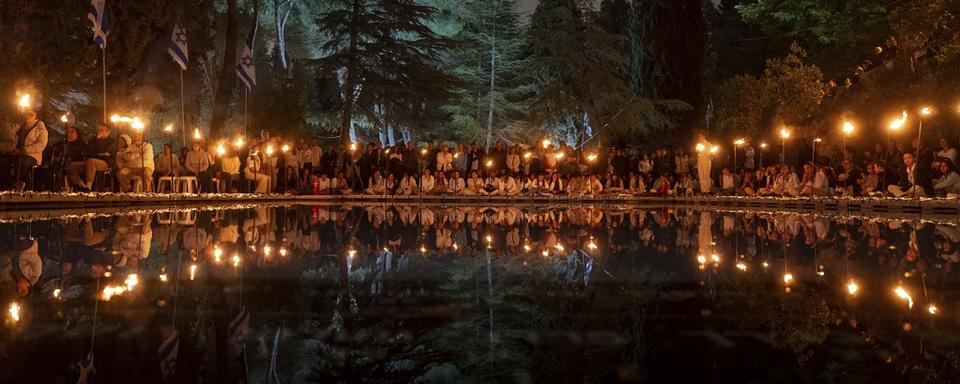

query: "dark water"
left=1, top=205, right=958, bottom=383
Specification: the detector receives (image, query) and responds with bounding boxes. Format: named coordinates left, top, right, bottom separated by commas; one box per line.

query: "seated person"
left=675, top=173, right=694, bottom=197
left=585, top=174, right=604, bottom=195
left=419, top=169, right=437, bottom=194
left=333, top=170, right=353, bottom=194
left=605, top=173, right=626, bottom=193
left=480, top=170, right=499, bottom=196
left=546, top=172, right=565, bottom=194
left=365, top=169, right=387, bottom=194
left=243, top=146, right=271, bottom=193
left=219, top=148, right=241, bottom=192
left=154, top=144, right=181, bottom=187
left=433, top=170, right=450, bottom=194
left=718, top=167, right=736, bottom=195
left=494, top=174, right=521, bottom=196
left=384, top=173, right=397, bottom=194
left=184, top=140, right=212, bottom=193
left=397, top=172, right=419, bottom=195
left=933, top=159, right=960, bottom=196
left=628, top=172, right=646, bottom=195
left=448, top=170, right=465, bottom=194
left=117, top=131, right=154, bottom=192
left=68, top=123, right=115, bottom=191
left=464, top=171, right=484, bottom=195
left=0, top=110, right=48, bottom=191
left=316, top=173, right=332, bottom=194
left=888, top=153, right=931, bottom=198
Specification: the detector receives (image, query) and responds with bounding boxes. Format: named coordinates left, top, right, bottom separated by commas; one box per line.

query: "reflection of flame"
left=232, top=254, right=241, bottom=268
left=214, top=246, right=223, bottom=264
left=697, top=255, right=706, bottom=264
left=736, top=263, right=747, bottom=271
left=927, top=304, right=938, bottom=315
left=710, top=254, right=720, bottom=263
left=53, top=288, right=62, bottom=298
left=782, top=273, right=794, bottom=284
left=189, top=263, right=198, bottom=281
left=9, top=302, right=21, bottom=322
left=124, top=274, right=139, bottom=291
left=894, top=286, right=913, bottom=308
left=846, top=280, right=859, bottom=295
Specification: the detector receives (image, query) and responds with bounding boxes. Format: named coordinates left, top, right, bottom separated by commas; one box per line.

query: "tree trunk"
left=339, top=0, right=362, bottom=146
left=275, top=0, right=293, bottom=73
left=484, top=0, right=497, bottom=150
left=387, top=125, right=396, bottom=146
left=210, top=0, right=240, bottom=136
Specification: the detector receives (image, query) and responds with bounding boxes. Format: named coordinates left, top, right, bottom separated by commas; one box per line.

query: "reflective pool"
left=1, top=205, right=958, bottom=383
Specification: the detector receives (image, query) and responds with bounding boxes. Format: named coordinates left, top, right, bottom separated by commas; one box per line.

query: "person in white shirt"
left=365, top=169, right=387, bottom=194
left=495, top=174, right=520, bottom=195
left=419, top=169, right=436, bottom=194
left=316, top=173, right=332, bottom=194
left=398, top=172, right=419, bottom=195
left=585, top=174, right=604, bottom=195
left=0, top=110, right=48, bottom=190
left=606, top=173, right=626, bottom=193
left=244, top=146, right=272, bottom=193
left=436, top=144, right=453, bottom=172
left=800, top=163, right=830, bottom=196
left=936, top=136, right=958, bottom=165
left=333, top=170, right=353, bottom=194
left=449, top=170, right=466, bottom=194
left=465, top=171, right=484, bottom=195
left=434, top=170, right=450, bottom=193
left=546, top=172, right=564, bottom=194
left=185, top=141, right=213, bottom=192
left=117, top=132, right=155, bottom=192
left=719, top=167, right=736, bottom=195
left=310, top=138, right=323, bottom=172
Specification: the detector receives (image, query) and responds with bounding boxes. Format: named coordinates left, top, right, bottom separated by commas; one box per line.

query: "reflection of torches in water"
left=53, top=288, right=62, bottom=299
left=125, top=273, right=139, bottom=291
left=555, top=244, right=565, bottom=252
left=159, top=267, right=169, bottom=283
left=214, top=245, right=223, bottom=264
left=762, top=261, right=769, bottom=269
left=232, top=254, right=241, bottom=268
left=279, top=247, right=287, bottom=257
left=189, top=263, right=198, bottom=281
left=523, top=244, right=531, bottom=252
left=711, top=254, right=720, bottom=264
left=846, top=280, right=859, bottom=296
left=927, top=304, right=938, bottom=315
left=541, top=250, right=549, bottom=257
left=263, top=245, right=273, bottom=257
left=420, top=245, right=427, bottom=253
left=782, top=273, right=794, bottom=284
left=735, top=262, right=747, bottom=271
left=9, top=302, right=21, bottom=323
left=101, top=285, right=126, bottom=301
left=587, top=240, right=598, bottom=250
left=894, top=286, right=914, bottom=308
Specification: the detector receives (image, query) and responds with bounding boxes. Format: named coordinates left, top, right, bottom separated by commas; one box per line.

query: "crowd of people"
left=2, top=110, right=960, bottom=199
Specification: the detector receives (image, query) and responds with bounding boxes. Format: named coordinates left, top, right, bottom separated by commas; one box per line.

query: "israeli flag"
left=235, top=30, right=256, bottom=90
left=229, top=308, right=250, bottom=354
left=168, top=22, right=189, bottom=70
left=158, top=329, right=179, bottom=378
left=87, top=0, right=109, bottom=50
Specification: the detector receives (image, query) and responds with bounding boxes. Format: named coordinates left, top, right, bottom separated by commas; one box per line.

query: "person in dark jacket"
left=888, top=152, right=933, bottom=197
left=67, top=124, right=115, bottom=191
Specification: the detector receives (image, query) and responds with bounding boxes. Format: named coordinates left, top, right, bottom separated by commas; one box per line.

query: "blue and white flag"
left=87, top=0, right=109, bottom=49
left=229, top=308, right=250, bottom=354
left=168, top=22, right=189, bottom=70
left=158, top=329, right=179, bottom=378
left=235, top=30, right=256, bottom=90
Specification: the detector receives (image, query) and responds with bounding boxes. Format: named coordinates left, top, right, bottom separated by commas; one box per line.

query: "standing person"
left=695, top=134, right=713, bottom=194
left=436, top=143, right=453, bottom=172
left=0, top=111, right=48, bottom=190
left=117, top=131, right=154, bottom=192
left=184, top=141, right=212, bottom=193
left=454, top=143, right=468, bottom=173
left=309, top=138, right=323, bottom=176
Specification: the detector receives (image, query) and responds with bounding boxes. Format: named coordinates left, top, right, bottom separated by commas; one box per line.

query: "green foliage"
left=713, top=44, right=826, bottom=137
left=737, top=0, right=888, bottom=46
left=889, top=0, right=960, bottom=63
left=441, top=0, right=532, bottom=144
left=316, top=0, right=458, bottom=141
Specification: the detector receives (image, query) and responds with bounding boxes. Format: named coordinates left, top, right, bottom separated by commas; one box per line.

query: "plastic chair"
left=176, top=176, right=198, bottom=194
left=157, top=176, right=178, bottom=193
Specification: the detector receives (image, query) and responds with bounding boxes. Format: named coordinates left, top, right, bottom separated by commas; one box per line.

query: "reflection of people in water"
left=0, top=238, right=42, bottom=296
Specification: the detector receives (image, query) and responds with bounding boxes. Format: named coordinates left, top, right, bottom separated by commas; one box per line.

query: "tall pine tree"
left=443, top=0, right=531, bottom=147
left=317, top=0, right=456, bottom=145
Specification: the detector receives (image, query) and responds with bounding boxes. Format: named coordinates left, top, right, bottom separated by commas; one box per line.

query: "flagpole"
left=180, top=69, right=186, bottom=150
left=102, top=48, right=107, bottom=123
left=243, top=87, right=248, bottom=139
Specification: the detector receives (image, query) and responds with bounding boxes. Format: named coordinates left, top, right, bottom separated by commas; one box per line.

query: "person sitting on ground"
left=859, top=163, right=879, bottom=196
left=546, top=172, right=564, bottom=195
left=566, top=174, right=585, bottom=195
left=628, top=172, right=646, bottom=195
left=434, top=170, right=450, bottom=194
left=495, top=174, right=521, bottom=196
left=933, top=159, right=960, bottom=197
left=419, top=169, right=436, bottom=194
left=384, top=173, right=397, bottom=194
left=0, top=110, right=48, bottom=191
left=481, top=170, right=499, bottom=196
left=365, top=169, right=387, bottom=194
left=888, top=152, right=931, bottom=198
left=316, top=172, right=332, bottom=195
left=718, top=167, right=736, bottom=195
left=117, top=131, right=154, bottom=192
left=800, top=163, right=831, bottom=196
left=244, top=145, right=271, bottom=193
left=739, top=170, right=757, bottom=196
left=333, top=170, right=352, bottom=195
left=676, top=173, right=694, bottom=197
left=449, top=170, right=465, bottom=194
left=464, top=171, right=484, bottom=195
left=585, top=174, right=604, bottom=195
left=397, top=171, right=419, bottom=196
left=652, top=174, right=673, bottom=196
left=836, top=159, right=862, bottom=196
left=605, top=173, right=626, bottom=194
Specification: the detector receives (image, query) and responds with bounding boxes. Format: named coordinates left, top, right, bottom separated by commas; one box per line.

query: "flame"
left=710, top=254, right=720, bottom=263
left=189, top=263, right=198, bottom=281
left=124, top=273, right=139, bottom=291
left=524, top=152, right=532, bottom=159
left=709, top=145, right=719, bottom=154
left=842, top=121, right=855, bottom=136
left=846, top=280, right=859, bottom=296
left=889, top=111, right=907, bottom=130
left=736, top=262, right=747, bottom=271
left=163, top=124, right=174, bottom=133
left=587, top=154, right=598, bottom=162
left=9, top=302, right=20, bottom=322
left=193, top=128, right=202, bottom=140
left=214, top=246, right=223, bottom=264
left=695, top=143, right=705, bottom=153
left=779, top=127, right=791, bottom=139
left=542, top=139, right=551, bottom=149
left=130, top=117, right=145, bottom=131
left=697, top=255, right=707, bottom=264
left=894, top=286, right=914, bottom=308
left=159, top=273, right=169, bottom=283
left=216, top=143, right=226, bottom=156
left=53, top=288, right=62, bottom=298
left=17, top=94, right=31, bottom=108
left=60, top=114, right=69, bottom=123
left=279, top=247, right=288, bottom=257
left=783, top=273, right=794, bottom=284
left=733, top=138, right=745, bottom=146
left=927, top=304, right=939, bottom=315
left=233, top=136, right=245, bottom=148
left=281, top=144, right=290, bottom=153
left=232, top=254, right=241, bottom=268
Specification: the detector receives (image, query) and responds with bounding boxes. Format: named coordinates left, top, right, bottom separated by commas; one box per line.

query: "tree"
left=443, top=0, right=532, bottom=146
left=317, top=0, right=457, bottom=145
left=713, top=44, right=826, bottom=137
left=528, top=0, right=686, bottom=147
left=209, top=0, right=241, bottom=137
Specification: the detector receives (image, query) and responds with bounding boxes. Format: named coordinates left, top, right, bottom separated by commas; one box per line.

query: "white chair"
left=211, top=178, right=222, bottom=193
left=176, top=176, right=199, bottom=194
left=131, top=176, right=143, bottom=193
left=157, top=176, right=178, bottom=193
